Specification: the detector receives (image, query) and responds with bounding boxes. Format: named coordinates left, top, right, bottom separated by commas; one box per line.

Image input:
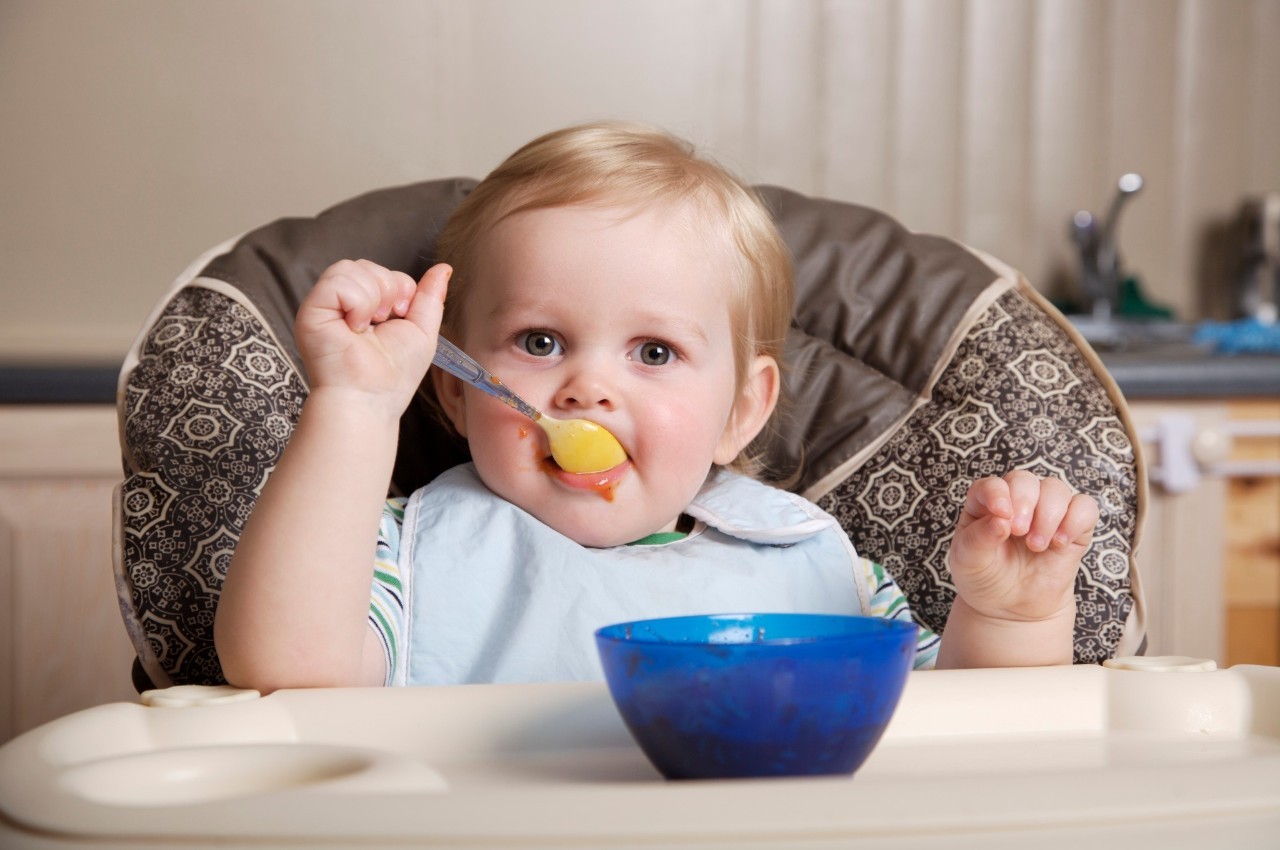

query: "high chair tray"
left=2, top=663, right=1279, bottom=848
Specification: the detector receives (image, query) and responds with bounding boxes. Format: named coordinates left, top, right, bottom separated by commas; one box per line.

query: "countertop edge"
left=0, top=365, right=122, bottom=405
left=1, top=358, right=1277, bottom=405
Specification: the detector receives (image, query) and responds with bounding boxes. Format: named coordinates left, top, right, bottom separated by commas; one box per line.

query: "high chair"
left=16, top=179, right=1280, bottom=850
left=113, top=179, right=1147, bottom=689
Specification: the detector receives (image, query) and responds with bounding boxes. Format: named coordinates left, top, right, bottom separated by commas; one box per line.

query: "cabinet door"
left=0, top=406, right=137, bottom=743
left=1128, top=402, right=1228, bottom=661
left=1130, top=399, right=1280, bottom=666
left=1223, top=400, right=1280, bottom=667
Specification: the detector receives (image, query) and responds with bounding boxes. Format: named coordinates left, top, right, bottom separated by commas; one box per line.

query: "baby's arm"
left=215, top=260, right=451, bottom=691
left=936, top=470, right=1098, bottom=669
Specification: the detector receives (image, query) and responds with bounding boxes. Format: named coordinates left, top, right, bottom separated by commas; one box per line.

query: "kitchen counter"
left=0, top=364, right=122, bottom=404
left=1, top=347, right=1277, bottom=405
left=1098, top=348, right=1280, bottom=400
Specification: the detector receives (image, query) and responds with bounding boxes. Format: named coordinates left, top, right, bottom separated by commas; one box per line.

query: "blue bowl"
left=595, top=613, right=917, bottom=780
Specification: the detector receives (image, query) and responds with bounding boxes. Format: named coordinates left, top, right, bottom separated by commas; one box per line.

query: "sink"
left=1061, top=316, right=1280, bottom=399
left=1065, top=316, right=1203, bottom=354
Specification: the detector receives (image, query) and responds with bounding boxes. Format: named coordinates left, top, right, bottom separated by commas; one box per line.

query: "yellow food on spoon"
left=537, top=416, right=627, bottom=474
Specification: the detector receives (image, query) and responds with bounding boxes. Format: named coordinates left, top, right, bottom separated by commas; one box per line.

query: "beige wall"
left=2, top=0, right=1277, bottom=363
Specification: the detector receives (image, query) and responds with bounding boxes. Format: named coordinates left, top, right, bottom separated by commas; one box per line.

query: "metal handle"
left=1138, top=415, right=1280, bottom=493
left=431, top=337, right=541, bottom=420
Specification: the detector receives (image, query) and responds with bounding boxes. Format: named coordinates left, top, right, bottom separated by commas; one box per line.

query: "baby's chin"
left=471, top=460, right=684, bottom=548
left=523, top=495, right=683, bottom=549
left=545, top=514, right=675, bottom=549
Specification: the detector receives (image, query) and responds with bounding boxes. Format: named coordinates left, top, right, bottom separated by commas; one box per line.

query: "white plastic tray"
left=2, top=662, right=1279, bottom=848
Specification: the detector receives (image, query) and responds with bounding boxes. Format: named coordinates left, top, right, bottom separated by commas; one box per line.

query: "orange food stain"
left=586, top=476, right=617, bottom=502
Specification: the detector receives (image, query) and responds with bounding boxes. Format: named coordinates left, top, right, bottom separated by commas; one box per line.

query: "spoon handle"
left=432, top=336, right=541, bottom=421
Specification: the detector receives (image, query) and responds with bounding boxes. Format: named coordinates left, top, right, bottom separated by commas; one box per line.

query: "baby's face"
left=436, top=201, right=757, bottom=547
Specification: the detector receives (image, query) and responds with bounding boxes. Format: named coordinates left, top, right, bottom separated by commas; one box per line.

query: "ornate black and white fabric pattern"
left=817, top=289, right=1139, bottom=664
left=117, top=285, right=307, bottom=686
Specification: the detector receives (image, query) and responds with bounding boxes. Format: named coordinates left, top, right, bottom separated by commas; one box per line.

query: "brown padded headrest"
left=198, top=180, right=999, bottom=494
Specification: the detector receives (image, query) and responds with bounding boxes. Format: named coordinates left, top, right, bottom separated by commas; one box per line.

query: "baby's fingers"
left=356, top=260, right=418, bottom=324
left=401, top=264, right=452, bottom=339
left=1003, top=469, right=1047, bottom=537
left=959, top=476, right=1014, bottom=528
left=1049, top=493, right=1099, bottom=550
left=1022, top=478, right=1097, bottom=554
left=312, top=260, right=415, bottom=333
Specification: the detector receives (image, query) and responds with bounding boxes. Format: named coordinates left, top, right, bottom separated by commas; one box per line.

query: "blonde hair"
left=433, top=121, right=793, bottom=477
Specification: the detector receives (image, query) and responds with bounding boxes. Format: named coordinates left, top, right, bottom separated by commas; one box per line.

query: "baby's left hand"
left=948, top=471, right=1099, bottom=624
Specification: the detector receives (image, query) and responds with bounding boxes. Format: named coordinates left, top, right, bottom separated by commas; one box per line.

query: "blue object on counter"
left=1193, top=318, right=1280, bottom=354
left=595, top=613, right=917, bottom=780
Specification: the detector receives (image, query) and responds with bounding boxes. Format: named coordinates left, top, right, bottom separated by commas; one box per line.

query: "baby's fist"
left=948, top=471, right=1098, bottom=623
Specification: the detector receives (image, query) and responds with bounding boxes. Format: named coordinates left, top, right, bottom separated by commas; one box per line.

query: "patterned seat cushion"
left=117, top=285, right=307, bottom=685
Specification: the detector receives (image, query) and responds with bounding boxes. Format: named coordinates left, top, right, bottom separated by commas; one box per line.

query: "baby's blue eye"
left=519, top=332, right=562, bottom=357
left=632, top=341, right=673, bottom=366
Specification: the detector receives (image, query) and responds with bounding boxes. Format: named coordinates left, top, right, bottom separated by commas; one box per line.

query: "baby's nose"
left=553, top=367, right=615, bottom=411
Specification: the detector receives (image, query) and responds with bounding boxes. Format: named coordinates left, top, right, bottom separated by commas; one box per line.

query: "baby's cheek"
left=640, top=404, right=723, bottom=460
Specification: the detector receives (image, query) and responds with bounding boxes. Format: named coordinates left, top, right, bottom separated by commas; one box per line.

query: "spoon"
left=432, top=337, right=627, bottom=474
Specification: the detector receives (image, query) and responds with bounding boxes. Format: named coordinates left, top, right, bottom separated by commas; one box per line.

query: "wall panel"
left=1104, top=0, right=1180, bottom=315
left=1248, top=1, right=1280, bottom=192
left=752, top=0, right=822, bottom=193
left=2, top=0, right=1277, bottom=361
left=817, top=0, right=897, bottom=210
left=964, top=0, right=1038, bottom=275
left=1173, top=0, right=1257, bottom=318
left=1030, top=0, right=1109, bottom=300
left=893, top=0, right=964, bottom=237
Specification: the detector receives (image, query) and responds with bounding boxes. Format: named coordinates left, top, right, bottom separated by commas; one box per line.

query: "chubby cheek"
left=633, top=397, right=729, bottom=469
left=514, top=422, right=543, bottom=463
left=461, top=397, right=534, bottom=467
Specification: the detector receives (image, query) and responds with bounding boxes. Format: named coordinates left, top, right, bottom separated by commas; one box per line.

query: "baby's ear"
left=431, top=366, right=468, bottom=438
left=713, top=354, right=780, bottom=466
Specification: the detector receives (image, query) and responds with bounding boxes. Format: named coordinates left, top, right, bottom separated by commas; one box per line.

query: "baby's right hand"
left=296, top=260, right=451, bottom=414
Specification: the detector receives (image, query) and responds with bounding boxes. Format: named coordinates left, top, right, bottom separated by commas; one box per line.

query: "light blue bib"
left=396, top=464, right=868, bottom=686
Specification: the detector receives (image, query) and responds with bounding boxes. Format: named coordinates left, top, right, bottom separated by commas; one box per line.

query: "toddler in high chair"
left=215, top=122, right=1099, bottom=692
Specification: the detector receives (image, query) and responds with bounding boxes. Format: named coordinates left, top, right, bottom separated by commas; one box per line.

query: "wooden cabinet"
left=1223, top=400, right=1280, bottom=667
left=1129, top=399, right=1280, bottom=666
left=0, top=406, right=137, bottom=744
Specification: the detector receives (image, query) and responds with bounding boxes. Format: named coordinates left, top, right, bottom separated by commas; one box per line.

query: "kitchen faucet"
left=1070, top=173, right=1143, bottom=321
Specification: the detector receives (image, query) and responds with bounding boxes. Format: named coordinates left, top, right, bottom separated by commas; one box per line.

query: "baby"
left=215, top=122, right=1099, bottom=691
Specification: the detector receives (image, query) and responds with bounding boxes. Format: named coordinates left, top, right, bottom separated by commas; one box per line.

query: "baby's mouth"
left=541, top=456, right=632, bottom=502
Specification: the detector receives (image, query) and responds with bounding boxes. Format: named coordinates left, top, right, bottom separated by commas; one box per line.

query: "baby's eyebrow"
left=630, top=311, right=710, bottom=344
left=486, top=302, right=711, bottom=344
left=485, top=298, right=554, bottom=325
